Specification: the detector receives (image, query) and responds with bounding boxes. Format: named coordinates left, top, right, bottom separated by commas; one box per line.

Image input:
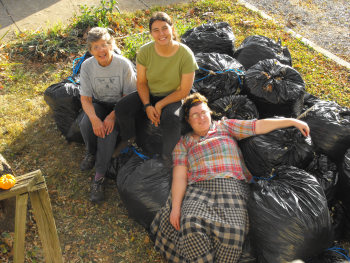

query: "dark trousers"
left=79, top=103, right=118, bottom=175
left=115, top=91, right=181, bottom=158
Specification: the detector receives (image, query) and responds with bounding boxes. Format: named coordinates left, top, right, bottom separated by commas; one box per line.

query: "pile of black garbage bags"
left=44, top=21, right=350, bottom=262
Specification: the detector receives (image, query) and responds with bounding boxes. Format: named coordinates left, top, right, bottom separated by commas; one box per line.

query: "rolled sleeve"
left=172, top=138, right=188, bottom=167
left=223, top=119, right=257, bottom=140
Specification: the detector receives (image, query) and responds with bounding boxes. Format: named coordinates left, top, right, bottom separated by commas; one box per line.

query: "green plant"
left=73, top=0, right=120, bottom=30
left=122, top=32, right=151, bottom=61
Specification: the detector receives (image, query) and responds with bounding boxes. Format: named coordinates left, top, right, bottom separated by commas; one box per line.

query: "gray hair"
left=86, top=27, right=115, bottom=51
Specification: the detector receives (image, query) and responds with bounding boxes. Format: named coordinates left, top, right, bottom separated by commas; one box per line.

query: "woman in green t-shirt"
left=115, top=12, right=198, bottom=164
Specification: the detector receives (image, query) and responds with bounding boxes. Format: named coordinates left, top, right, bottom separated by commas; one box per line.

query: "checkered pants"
left=150, top=178, right=250, bottom=263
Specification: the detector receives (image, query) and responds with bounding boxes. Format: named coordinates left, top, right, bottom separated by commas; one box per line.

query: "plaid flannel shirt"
left=173, top=118, right=257, bottom=184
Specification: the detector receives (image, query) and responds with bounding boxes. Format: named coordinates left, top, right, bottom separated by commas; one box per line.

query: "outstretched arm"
left=170, top=165, right=188, bottom=231
left=255, top=118, right=310, bottom=137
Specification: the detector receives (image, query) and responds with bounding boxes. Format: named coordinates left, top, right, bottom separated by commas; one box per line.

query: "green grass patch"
left=0, top=0, right=349, bottom=262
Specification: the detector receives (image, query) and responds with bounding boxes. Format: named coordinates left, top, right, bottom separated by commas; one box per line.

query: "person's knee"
left=79, top=114, right=92, bottom=131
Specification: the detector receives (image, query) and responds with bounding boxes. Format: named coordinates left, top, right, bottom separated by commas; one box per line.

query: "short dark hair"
left=149, top=12, right=177, bottom=40
left=180, top=93, right=211, bottom=135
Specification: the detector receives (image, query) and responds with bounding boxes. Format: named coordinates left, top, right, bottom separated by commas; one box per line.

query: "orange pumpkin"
left=0, top=174, right=16, bottom=190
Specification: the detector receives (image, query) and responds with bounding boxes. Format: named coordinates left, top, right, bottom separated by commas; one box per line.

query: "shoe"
left=80, top=152, right=95, bottom=171
left=90, top=177, right=105, bottom=203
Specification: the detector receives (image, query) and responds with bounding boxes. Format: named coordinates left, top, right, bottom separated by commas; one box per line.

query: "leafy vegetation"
left=0, top=0, right=349, bottom=262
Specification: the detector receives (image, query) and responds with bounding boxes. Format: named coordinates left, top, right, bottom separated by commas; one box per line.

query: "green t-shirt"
left=136, top=41, right=198, bottom=96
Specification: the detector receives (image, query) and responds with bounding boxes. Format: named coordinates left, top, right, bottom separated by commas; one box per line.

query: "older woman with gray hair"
left=79, top=27, right=136, bottom=203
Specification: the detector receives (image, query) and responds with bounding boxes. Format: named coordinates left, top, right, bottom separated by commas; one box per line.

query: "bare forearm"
left=137, top=82, right=150, bottom=105
left=171, top=166, right=188, bottom=210
left=255, top=118, right=310, bottom=136
left=157, top=89, right=189, bottom=109
left=81, top=96, right=98, bottom=122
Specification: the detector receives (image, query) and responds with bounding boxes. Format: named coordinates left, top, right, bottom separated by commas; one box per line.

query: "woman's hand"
left=293, top=119, right=310, bottom=137
left=91, top=117, right=106, bottom=138
left=146, top=106, right=160, bottom=127
left=170, top=207, right=181, bottom=231
left=154, top=102, right=163, bottom=119
left=103, top=112, right=115, bottom=135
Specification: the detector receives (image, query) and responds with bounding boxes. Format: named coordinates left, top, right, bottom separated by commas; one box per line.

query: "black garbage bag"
left=328, top=199, right=350, bottom=241
left=135, top=112, right=163, bottom=156
left=193, top=52, right=245, bottom=102
left=243, top=59, right=305, bottom=118
left=337, top=149, right=350, bottom=219
left=248, top=166, right=333, bottom=263
left=44, top=80, right=82, bottom=141
left=181, top=21, right=235, bottom=56
left=238, top=235, right=257, bottom=263
left=105, top=146, right=136, bottom=180
left=209, top=95, right=259, bottom=121
left=303, top=92, right=323, bottom=111
left=305, top=153, right=338, bottom=204
left=64, top=109, right=84, bottom=143
left=233, top=35, right=292, bottom=70
left=116, top=154, right=172, bottom=229
left=239, top=126, right=314, bottom=178
left=305, top=246, right=350, bottom=263
left=300, top=101, right=350, bottom=161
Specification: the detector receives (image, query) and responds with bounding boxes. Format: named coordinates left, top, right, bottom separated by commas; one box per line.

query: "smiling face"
left=90, top=39, right=113, bottom=67
left=187, top=103, right=212, bottom=136
left=150, top=20, right=175, bottom=46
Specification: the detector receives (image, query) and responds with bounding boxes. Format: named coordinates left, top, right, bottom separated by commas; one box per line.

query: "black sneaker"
left=80, top=152, right=95, bottom=171
left=90, top=177, right=105, bottom=203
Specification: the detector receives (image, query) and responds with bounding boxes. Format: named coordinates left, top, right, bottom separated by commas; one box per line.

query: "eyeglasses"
left=91, top=43, right=110, bottom=51
left=190, top=110, right=209, bottom=119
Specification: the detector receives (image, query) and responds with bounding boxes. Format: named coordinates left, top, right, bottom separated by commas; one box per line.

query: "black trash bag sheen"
left=305, top=153, right=338, bottom=204
left=300, top=101, right=350, bottom=161
left=193, top=52, right=245, bottom=102
left=243, top=59, right=305, bottom=118
left=337, top=149, right=350, bottom=227
left=305, top=246, right=350, bottom=263
left=181, top=21, right=235, bottom=56
left=135, top=112, right=163, bottom=155
left=239, top=127, right=314, bottom=178
left=44, top=80, right=82, bottom=141
left=116, top=154, right=172, bottom=229
left=65, top=109, right=84, bottom=143
left=233, top=35, right=292, bottom=70
left=209, top=95, right=259, bottom=121
left=248, top=166, right=333, bottom=263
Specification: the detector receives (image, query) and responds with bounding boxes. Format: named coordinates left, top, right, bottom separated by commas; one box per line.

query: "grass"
left=0, top=0, right=349, bottom=262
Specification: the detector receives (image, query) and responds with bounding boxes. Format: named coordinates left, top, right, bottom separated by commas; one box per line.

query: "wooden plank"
left=0, top=170, right=42, bottom=201
left=29, top=188, right=63, bottom=263
left=14, top=193, right=28, bottom=263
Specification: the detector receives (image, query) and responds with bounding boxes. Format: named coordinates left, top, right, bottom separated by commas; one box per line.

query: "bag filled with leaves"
left=248, top=165, right=333, bottom=263
left=116, top=153, right=172, bottom=230
left=193, top=52, right=245, bottom=102
left=243, top=59, right=305, bottom=118
left=135, top=111, right=163, bottom=156
left=300, top=100, right=350, bottom=161
left=209, top=95, right=259, bottom=121
left=304, top=153, right=338, bottom=204
left=233, top=35, right=292, bottom=70
left=239, top=126, right=314, bottom=178
left=44, top=80, right=82, bottom=141
left=181, top=21, right=236, bottom=57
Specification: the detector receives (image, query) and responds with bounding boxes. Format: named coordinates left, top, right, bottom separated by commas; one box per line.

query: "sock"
left=94, top=172, right=105, bottom=181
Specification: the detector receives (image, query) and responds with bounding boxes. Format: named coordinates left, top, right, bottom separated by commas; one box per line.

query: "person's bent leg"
left=79, top=111, right=97, bottom=171
left=160, top=101, right=182, bottom=162
left=114, top=91, right=143, bottom=142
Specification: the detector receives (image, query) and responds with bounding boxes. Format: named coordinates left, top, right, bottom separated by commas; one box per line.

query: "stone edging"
left=237, top=0, right=350, bottom=70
